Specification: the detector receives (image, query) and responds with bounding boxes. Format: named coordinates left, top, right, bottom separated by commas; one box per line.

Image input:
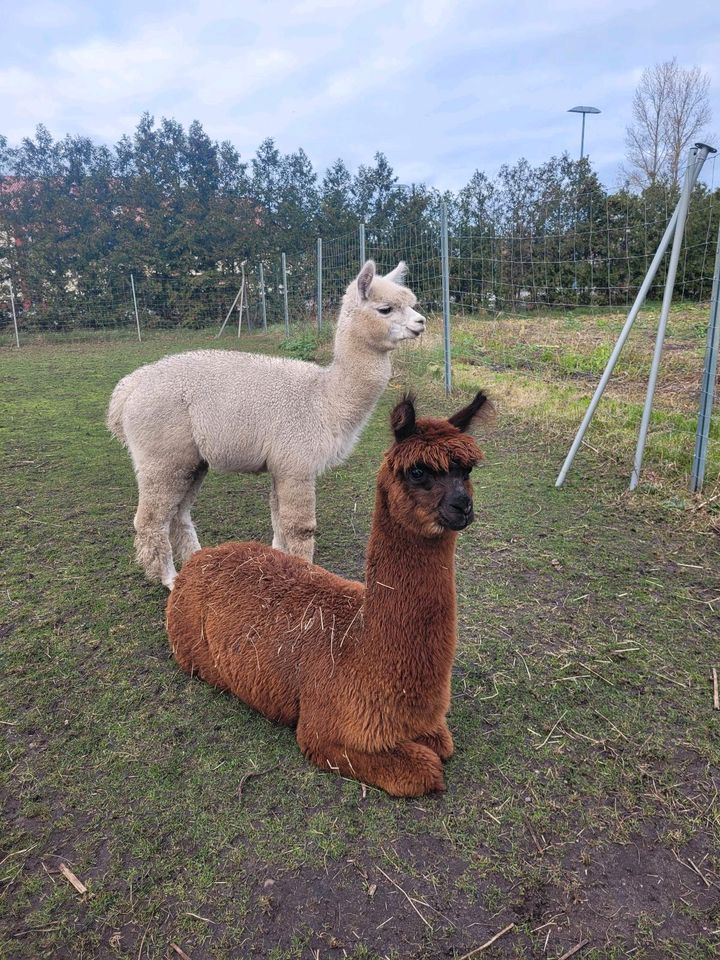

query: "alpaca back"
left=177, top=351, right=328, bottom=474
left=167, top=542, right=365, bottom=725
left=108, top=349, right=373, bottom=476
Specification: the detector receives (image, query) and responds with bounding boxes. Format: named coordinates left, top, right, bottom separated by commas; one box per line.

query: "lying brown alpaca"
left=166, top=392, right=491, bottom=797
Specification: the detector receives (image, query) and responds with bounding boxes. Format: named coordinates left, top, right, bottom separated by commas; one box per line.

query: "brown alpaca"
left=166, top=392, right=492, bottom=797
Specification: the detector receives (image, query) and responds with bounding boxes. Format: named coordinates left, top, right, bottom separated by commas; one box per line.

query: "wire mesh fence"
left=1, top=176, right=719, bottom=496
left=2, top=187, right=719, bottom=339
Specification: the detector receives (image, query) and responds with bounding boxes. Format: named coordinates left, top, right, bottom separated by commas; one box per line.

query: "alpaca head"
left=338, top=260, right=426, bottom=352
left=379, top=392, right=493, bottom=538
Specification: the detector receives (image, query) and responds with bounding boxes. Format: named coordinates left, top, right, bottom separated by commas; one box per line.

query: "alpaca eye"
left=451, top=459, right=472, bottom=478
left=377, top=306, right=393, bottom=315
left=408, top=466, right=425, bottom=481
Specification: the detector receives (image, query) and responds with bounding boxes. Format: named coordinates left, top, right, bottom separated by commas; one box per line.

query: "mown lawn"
left=1, top=316, right=719, bottom=959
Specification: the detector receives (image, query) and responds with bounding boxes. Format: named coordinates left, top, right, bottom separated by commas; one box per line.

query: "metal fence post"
left=630, top=142, right=715, bottom=490
left=690, top=222, right=720, bottom=492
left=317, top=237, right=323, bottom=331
left=237, top=262, right=246, bottom=338
left=281, top=253, right=289, bottom=335
left=259, top=262, right=267, bottom=331
left=9, top=278, right=20, bottom=348
left=359, top=223, right=366, bottom=265
left=440, top=203, right=452, bottom=396
left=130, top=273, right=142, bottom=342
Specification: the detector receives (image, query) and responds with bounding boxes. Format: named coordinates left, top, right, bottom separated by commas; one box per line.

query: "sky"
left=1, top=0, right=719, bottom=192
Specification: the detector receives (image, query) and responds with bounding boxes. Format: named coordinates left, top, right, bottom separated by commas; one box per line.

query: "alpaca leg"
left=297, top=725, right=445, bottom=797
left=269, top=476, right=287, bottom=552
left=134, top=501, right=176, bottom=589
left=273, top=476, right=316, bottom=562
left=170, top=462, right=208, bottom=565
left=134, top=468, right=197, bottom=589
left=415, top=724, right=454, bottom=761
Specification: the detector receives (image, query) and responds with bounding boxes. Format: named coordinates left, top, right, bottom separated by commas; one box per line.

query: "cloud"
left=50, top=30, right=187, bottom=105
left=10, top=0, right=83, bottom=29
left=1, top=0, right=718, bottom=192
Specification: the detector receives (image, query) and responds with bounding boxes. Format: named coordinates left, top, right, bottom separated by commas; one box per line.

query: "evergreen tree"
left=352, top=152, right=401, bottom=234
left=1, top=117, right=717, bottom=332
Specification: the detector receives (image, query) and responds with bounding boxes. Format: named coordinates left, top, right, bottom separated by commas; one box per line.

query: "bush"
left=279, top=331, right=318, bottom=361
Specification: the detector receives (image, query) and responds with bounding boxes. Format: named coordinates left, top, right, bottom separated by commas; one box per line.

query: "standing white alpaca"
left=107, top=260, right=425, bottom=589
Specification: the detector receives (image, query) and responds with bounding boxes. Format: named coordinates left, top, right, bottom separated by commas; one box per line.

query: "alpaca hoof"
left=417, top=728, right=454, bottom=761
left=421, top=758, right=446, bottom=795
left=396, top=766, right=446, bottom=798
left=389, top=743, right=446, bottom=797
left=135, top=530, right=177, bottom=590
left=411, top=764, right=446, bottom=796
left=429, top=772, right=447, bottom=794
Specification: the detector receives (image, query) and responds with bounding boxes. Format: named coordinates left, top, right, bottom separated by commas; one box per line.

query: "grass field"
left=1, top=309, right=719, bottom=959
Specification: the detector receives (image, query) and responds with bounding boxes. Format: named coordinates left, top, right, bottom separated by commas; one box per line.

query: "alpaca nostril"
left=449, top=499, right=472, bottom=516
left=441, top=499, right=474, bottom=531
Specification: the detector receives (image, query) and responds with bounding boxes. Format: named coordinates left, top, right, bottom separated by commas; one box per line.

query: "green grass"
left=1, top=319, right=720, bottom=959
left=399, top=301, right=720, bottom=498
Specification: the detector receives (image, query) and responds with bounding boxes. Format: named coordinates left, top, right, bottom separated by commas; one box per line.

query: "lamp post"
left=568, top=105, right=601, bottom=160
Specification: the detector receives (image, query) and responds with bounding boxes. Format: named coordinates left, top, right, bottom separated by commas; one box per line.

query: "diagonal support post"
left=630, top=143, right=715, bottom=489
left=216, top=279, right=244, bottom=338
left=556, top=143, right=715, bottom=488
left=9, top=278, right=20, bottom=348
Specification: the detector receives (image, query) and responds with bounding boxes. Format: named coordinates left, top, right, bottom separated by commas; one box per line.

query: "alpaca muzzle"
left=440, top=495, right=474, bottom=530
left=408, top=310, right=426, bottom=337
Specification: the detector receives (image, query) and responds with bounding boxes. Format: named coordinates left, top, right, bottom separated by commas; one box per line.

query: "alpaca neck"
left=322, top=320, right=393, bottom=431
left=362, top=489, right=458, bottom=691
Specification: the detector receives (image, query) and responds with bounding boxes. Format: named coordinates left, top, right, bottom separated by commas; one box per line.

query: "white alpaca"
left=107, top=260, right=425, bottom=589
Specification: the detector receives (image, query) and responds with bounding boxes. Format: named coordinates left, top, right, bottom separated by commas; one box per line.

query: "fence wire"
left=2, top=188, right=719, bottom=337
left=1, top=186, right=719, bottom=494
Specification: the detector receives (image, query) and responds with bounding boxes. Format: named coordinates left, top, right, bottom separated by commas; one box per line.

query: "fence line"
left=3, top=182, right=720, bottom=340
left=2, top=189, right=719, bottom=492
left=3, top=201, right=720, bottom=346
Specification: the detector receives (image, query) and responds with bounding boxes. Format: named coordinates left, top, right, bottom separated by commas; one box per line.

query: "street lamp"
left=568, top=105, right=601, bottom=160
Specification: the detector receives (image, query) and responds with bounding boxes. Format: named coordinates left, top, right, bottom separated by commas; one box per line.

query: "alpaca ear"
left=391, top=392, right=417, bottom=441
left=384, top=261, right=407, bottom=285
left=448, top=391, right=495, bottom=433
left=357, top=260, right=376, bottom=300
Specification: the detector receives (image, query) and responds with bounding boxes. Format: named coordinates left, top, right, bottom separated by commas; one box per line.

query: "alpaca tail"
left=107, top=370, right=140, bottom=446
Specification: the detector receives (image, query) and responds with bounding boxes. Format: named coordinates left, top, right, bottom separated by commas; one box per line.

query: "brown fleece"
left=166, top=394, right=489, bottom=797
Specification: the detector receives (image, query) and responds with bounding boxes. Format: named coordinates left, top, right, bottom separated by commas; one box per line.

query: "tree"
left=278, top=147, right=318, bottom=244
left=457, top=171, right=495, bottom=229
left=318, top=159, right=355, bottom=237
left=352, top=153, right=401, bottom=233
left=623, top=59, right=712, bottom=189
left=250, top=139, right=284, bottom=216
left=3, top=114, right=717, bottom=332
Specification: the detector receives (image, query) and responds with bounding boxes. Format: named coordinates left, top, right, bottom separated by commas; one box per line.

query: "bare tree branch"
left=624, top=59, right=711, bottom=189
